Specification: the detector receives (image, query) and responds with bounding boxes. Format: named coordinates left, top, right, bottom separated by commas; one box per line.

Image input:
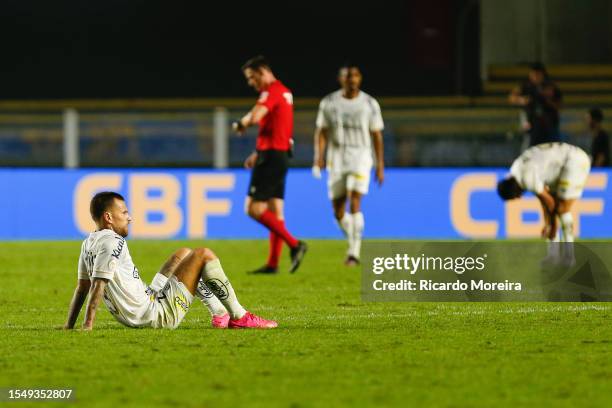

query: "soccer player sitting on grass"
left=497, top=142, right=591, bottom=266
left=63, top=192, right=277, bottom=330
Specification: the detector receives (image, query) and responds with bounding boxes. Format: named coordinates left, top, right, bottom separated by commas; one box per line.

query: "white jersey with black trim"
left=78, top=229, right=157, bottom=327
left=510, top=142, right=589, bottom=194
left=316, top=90, right=384, bottom=173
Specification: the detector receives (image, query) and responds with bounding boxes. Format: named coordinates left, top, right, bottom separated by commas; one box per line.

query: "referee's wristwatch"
left=232, top=120, right=246, bottom=132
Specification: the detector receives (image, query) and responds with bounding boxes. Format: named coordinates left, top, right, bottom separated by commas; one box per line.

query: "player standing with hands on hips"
left=232, top=56, right=307, bottom=274
left=312, top=64, right=385, bottom=266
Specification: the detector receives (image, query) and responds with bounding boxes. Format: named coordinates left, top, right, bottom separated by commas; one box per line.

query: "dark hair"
left=497, top=177, right=523, bottom=201
left=242, top=55, right=271, bottom=72
left=339, top=62, right=360, bottom=72
left=529, top=62, right=548, bottom=78
left=589, top=107, right=604, bottom=123
left=90, top=191, right=125, bottom=221
left=529, top=62, right=546, bottom=72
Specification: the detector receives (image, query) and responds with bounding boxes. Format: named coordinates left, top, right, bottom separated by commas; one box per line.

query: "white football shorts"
left=326, top=146, right=373, bottom=200
left=327, top=169, right=371, bottom=199
left=555, top=149, right=591, bottom=200
left=151, top=276, right=194, bottom=329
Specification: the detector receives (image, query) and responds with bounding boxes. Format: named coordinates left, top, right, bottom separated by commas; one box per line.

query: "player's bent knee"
left=174, top=247, right=192, bottom=259
left=556, top=200, right=574, bottom=214
left=166, top=248, right=192, bottom=269
left=193, top=247, right=217, bottom=263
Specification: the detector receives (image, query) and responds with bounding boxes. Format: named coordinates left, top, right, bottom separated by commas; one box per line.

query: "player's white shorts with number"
left=327, top=169, right=371, bottom=199
left=151, top=276, right=194, bottom=329
left=555, top=149, right=591, bottom=200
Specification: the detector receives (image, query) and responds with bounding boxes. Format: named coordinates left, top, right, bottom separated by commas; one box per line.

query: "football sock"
left=559, top=212, right=575, bottom=262
left=336, top=212, right=353, bottom=255
left=546, top=234, right=561, bottom=259
left=150, top=272, right=168, bottom=292
left=201, top=259, right=246, bottom=320
left=195, top=279, right=228, bottom=317
left=350, top=212, right=364, bottom=259
left=267, top=228, right=283, bottom=268
left=336, top=213, right=352, bottom=237
left=258, top=210, right=299, bottom=248
left=338, top=213, right=354, bottom=256
left=559, top=212, right=574, bottom=242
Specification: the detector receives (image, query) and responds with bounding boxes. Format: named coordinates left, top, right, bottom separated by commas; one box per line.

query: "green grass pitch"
left=1, top=240, right=611, bottom=408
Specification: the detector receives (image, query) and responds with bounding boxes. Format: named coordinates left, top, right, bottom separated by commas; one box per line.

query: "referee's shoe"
left=289, top=241, right=308, bottom=273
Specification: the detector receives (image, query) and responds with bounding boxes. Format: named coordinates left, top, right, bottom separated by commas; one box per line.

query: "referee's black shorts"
left=248, top=149, right=290, bottom=201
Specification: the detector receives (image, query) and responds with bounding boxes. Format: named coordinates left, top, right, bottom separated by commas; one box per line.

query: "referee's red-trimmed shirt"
left=256, top=80, right=293, bottom=151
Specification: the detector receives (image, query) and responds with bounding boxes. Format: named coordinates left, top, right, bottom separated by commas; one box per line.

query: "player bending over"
left=497, top=142, right=591, bottom=265
left=313, top=64, right=385, bottom=266
left=63, top=192, right=277, bottom=330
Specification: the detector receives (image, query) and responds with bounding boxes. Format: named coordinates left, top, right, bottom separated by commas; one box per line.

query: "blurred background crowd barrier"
left=1, top=64, right=610, bottom=168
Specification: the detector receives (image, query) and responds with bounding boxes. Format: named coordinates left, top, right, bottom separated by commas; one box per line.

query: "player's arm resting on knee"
left=536, top=188, right=557, bottom=239
left=233, top=105, right=269, bottom=134
left=82, top=278, right=108, bottom=331
left=63, top=279, right=91, bottom=329
left=371, top=130, right=385, bottom=185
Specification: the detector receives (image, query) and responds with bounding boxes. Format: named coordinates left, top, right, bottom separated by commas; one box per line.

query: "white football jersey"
left=316, top=90, right=384, bottom=173
left=316, top=90, right=384, bottom=147
left=510, top=142, right=590, bottom=194
left=78, top=229, right=157, bottom=327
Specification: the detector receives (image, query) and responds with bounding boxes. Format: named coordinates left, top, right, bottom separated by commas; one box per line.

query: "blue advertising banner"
left=0, top=168, right=609, bottom=239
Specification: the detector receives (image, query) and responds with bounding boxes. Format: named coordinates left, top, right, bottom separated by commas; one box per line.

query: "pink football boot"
left=228, top=312, right=278, bottom=329
left=211, top=313, right=230, bottom=328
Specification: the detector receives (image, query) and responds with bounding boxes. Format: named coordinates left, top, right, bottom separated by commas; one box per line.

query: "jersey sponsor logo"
left=205, top=278, right=229, bottom=300
left=340, top=112, right=367, bottom=130
left=111, top=237, right=125, bottom=259
left=174, top=295, right=189, bottom=313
